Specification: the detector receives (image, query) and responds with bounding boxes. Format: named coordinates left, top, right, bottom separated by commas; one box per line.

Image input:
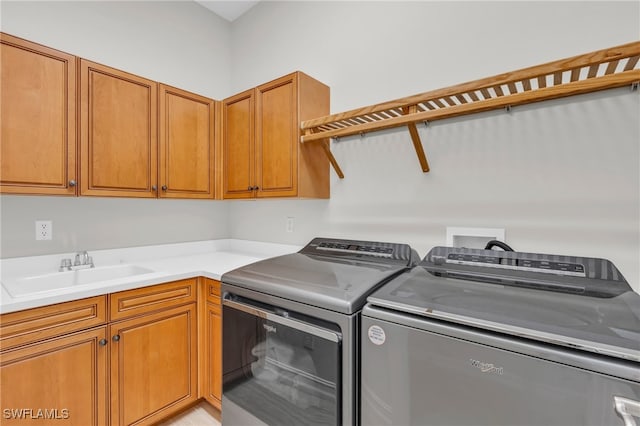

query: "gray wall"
left=0, top=0, right=231, bottom=256
left=228, top=1, right=640, bottom=291
left=1, top=196, right=229, bottom=256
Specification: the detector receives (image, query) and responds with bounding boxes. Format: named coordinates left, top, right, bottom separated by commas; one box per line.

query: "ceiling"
left=194, top=1, right=261, bottom=22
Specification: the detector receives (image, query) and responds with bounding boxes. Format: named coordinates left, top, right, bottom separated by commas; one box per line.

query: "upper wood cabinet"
left=79, top=60, right=158, bottom=198
left=159, top=85, right=216, bottom=199
left=1, top=34, right=328, bottom=201
left=0, top=33, right=77, bottom=195
left=223, top=72, right=330, bottom=199
left=222, top=89, right=255, bottom=199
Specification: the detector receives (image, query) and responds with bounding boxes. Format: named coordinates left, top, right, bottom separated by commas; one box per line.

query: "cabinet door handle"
left=99, top=338, right=108, bottom=346
left=161, top=185, right=168, bottom=191
left=69, top=180, right=76, bottom=187
left=248, top=186, right=254, bottom=191
left=152, top=185, right=157, bottom=191
left=112, top=334, right=120, bottom=342
left=254, top=186, right=260, bottom=190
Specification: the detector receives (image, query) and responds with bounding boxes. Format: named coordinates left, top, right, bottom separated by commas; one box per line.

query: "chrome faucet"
left=59, top=251, right=94, bottom=272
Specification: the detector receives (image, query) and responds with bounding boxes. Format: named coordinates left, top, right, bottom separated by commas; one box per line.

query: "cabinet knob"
left=248, top=186, right=254, bottom=191
left=152, top=185, right=157, bottom=191
left=112, top=334, right=120, bottom=342
left=99, top=338, right=108, bottom=346
left=255, top=186, right=260, bottom=190
left=161, top=185, right=168, bottom=191
left=69, top=180, right=76, bottom=187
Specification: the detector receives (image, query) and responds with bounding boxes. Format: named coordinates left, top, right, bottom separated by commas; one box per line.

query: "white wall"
left=228, top=1, right=640, bottom=291
left=1, top=1, right=639, bottom=292
left=0, top=1, right=232, bottom=257
left=0, top=0, right=231, bottom=98
left=230, top=1, right=639, bottom=110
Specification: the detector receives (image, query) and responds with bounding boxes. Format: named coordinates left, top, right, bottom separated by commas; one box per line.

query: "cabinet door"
left=255, top=74, right=298, bottom=198
left=0, top=327, right=108, bottom=426
left=159, top=85, right=215, bottom=199
left=0, top=33, right=77, bottom=195
left=204, top=302, right=222, bottom=409
left=222, top=89, right=255, bottom=199
left=109, top=304, right=197, bottom=426
left=80, top=60, right=157, bottom=198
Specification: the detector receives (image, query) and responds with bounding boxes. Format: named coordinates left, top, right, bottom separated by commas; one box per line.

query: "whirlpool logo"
left=263, top=324, right=277, bottom=333
left=470, top=358, right=504, bottom=375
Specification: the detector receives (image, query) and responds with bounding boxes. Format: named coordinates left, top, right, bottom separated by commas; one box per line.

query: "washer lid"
left=368, top=264, right=640, bottom=362
left=222, top=238, right=417, bottom=314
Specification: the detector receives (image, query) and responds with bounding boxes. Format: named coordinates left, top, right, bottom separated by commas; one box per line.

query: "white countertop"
left=0, top=239, right=302, bottom=314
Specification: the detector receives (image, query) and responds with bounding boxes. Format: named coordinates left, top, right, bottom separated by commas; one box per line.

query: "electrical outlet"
left=286, top=217, right=295, bottom=233
left=35, top=220, right=52, bottom=241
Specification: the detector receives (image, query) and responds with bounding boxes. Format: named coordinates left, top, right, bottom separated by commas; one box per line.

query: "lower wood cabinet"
left=109, top=303, right=198, bottom=426
left=0, top=278, right=211, bottom=426
left=0, top=326, right=109, bottom=425
left=204, top=303, right=222, bottom=406
left=200, top=278, right=222, bottom=409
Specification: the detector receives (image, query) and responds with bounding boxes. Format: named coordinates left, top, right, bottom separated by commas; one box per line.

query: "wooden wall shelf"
left=300, top=41, right=640, bottom=178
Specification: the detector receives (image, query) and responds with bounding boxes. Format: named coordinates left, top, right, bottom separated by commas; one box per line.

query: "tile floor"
left=159, top=402, right=221, bottom=426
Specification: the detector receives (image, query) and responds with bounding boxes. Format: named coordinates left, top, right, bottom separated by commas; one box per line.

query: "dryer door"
left=223, top=295, right=341, bottom=426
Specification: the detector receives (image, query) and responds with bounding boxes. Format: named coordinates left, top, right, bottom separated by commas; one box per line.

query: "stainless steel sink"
left=2, top=264, right=156, bottom=297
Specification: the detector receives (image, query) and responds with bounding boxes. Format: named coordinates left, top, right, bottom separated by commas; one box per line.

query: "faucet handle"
left=59, top=258, right=72, bottom=272
left=74, top=250, right=90, bottom=266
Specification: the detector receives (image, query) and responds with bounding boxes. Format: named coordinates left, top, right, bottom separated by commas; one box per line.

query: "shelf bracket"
left=303, top=128, right=344, bottom=178
left=403, top=106, right=430, bottom=173
left=322, top=140, right=344, bottom=178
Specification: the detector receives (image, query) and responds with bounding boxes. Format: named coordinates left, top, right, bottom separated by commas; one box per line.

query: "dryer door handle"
left=615, top=396, right=640, bottom=426
left=223, top=298, right=341, bottom=343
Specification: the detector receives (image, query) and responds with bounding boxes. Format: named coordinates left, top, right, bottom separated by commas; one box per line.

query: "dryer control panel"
left=301, top=237, right=417, bottom=265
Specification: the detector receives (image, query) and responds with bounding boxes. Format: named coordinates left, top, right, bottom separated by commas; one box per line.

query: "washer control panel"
left=445, top=253, right=586, bottom=276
